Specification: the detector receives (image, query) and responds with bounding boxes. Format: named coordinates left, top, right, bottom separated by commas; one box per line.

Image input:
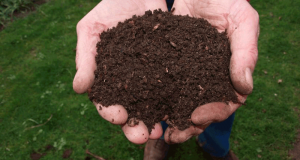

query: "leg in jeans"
left=197, top=113, right=235, bottom=157
left=160, top=112, right=235, bottom=157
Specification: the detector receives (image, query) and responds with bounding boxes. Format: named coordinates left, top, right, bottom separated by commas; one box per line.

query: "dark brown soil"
left=88, top=9, right=239, bottom=133
left=30, top=144, right=53, bottom=160
left=30, top=152, right=46, bottom=160
left=62, top=149, right=72, bottom=159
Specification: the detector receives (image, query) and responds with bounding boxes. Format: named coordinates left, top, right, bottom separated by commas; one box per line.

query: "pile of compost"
left=88, top=9, right=239, bottom=133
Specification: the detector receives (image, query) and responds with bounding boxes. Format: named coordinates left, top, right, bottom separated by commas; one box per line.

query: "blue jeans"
left=161, top=113, right=235, bottom=157
left=166, top=0, right=174, bottom=11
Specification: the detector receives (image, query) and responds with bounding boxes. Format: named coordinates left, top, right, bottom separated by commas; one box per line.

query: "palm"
left=73, top=0, right=167, bottom=144
left=163, top=0, right=259, bottom=143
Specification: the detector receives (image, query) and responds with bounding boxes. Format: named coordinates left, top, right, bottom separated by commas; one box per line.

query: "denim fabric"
left=197, top=113, right=235, bottom=157
left=160, top=113, right=235, bottom=157
left=166, top=0, right=174, bottom=11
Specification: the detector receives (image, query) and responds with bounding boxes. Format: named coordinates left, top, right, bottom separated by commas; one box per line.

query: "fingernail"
left=245, top=68, right=253, bottom=94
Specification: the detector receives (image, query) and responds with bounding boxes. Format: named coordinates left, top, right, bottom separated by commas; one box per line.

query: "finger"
left=191, top=94, right=246, bottom=125
left=149, top=122, right=163, bottom=139
left=229, top=1, right=259, bottom=95
left=122, top=121, right=149, bottom=144
left=73, top=20, right=107, bottom=94
left=94, top=103, right=128, bottom=124
left=164, top=126, right=204, bottom=144
left=171, top=0, right=192, bottom=16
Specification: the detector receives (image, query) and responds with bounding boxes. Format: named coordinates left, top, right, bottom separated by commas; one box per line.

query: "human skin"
left=164, top=0, right=259, bottom=144
left=73, top=0, right=168, bottom=144
left=73, top=0, right=259, bottom=144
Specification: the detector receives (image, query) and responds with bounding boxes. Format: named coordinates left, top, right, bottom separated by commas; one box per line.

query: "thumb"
left=73, top=20, right=107, bottom=93
left=73, top=59, right=96, bottom=94
left=229, top=5, right=259, bottom=95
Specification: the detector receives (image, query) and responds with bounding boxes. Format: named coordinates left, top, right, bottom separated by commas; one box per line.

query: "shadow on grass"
left=165, top=138, right=213, bottom=160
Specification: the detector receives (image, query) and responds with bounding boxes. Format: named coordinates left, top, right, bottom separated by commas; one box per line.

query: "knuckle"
left=76, top=20, right=86, bottom=33
left=253, top=10, right=259, bottom=22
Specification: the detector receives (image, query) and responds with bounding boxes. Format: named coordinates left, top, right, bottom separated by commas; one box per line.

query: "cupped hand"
left=164, top=0, right=259, bottom=143
left=73, top=0, right=168, bottom=144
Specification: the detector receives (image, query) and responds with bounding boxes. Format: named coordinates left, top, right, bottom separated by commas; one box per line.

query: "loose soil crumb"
left=89, top=9, right=239, bottom=133
left=62, top=149, right=72, bottom=159
left=30, top=152, right=46, bottom=160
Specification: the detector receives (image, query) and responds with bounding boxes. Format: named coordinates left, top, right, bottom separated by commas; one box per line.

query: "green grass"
left=0, top=0, right=299, bottom=159
left=0, top=0, right=34, bottom=26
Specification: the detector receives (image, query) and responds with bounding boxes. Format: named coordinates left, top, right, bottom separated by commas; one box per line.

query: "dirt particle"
left=44, top=145, right=53, bottom=151
left=128, top=118, right=139, bottom=127
left=162, top=115, right=169, bottom=121
left=170, top=41, right=177, bottom=47
left=153, top=23, right=160, bottom=31
left=30, top=152, right=46, bottom=160
left=143, top=76, right=147, bottom=83
left=117, top=83, right=122, bottom=89
left=85, top=156, right=92, bottom=160
left=263, top=70, right=268, bottom=74
left=128, top=20, right=134, bottom=25
left=62, top=149, right=72, bottom=159
left=257, top=154, right=262, bottom=158
left=103, top=65, right=107, bottom=74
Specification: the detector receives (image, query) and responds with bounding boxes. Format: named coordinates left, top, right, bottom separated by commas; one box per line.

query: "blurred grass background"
left=0, top=0, right=299, bottom=159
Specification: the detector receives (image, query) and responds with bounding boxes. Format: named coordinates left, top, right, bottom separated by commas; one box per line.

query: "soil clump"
left=88, top=9, right=239, bottom=133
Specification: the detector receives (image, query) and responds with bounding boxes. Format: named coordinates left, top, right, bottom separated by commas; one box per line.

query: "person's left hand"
left=164, top=0, right=260, bottom=144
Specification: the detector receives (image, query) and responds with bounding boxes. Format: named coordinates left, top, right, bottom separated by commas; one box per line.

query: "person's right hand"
left=73, top=0, right=167, bottom=144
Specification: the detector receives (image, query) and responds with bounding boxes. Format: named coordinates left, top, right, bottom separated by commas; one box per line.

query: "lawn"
left=0, top=0, right=299, bottom=159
